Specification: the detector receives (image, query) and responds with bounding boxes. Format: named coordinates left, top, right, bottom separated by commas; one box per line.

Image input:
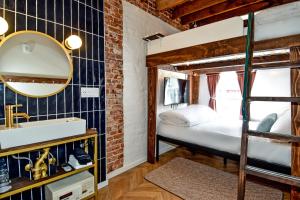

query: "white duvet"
left=158, top=119, right=291, bottom=167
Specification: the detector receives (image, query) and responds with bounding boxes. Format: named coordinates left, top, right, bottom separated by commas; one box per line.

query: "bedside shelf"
left=0, top=129, right=98, bottom=199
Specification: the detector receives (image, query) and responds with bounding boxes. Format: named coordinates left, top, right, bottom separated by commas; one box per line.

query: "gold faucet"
left=25, top=148, right=56, bottom=180
left=5, top=104, right=30, bottom=128
left=30, top=148, right=50, bottom=180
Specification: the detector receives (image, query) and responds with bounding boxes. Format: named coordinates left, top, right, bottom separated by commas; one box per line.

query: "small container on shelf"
left=0, top=157, right=11, bottom=193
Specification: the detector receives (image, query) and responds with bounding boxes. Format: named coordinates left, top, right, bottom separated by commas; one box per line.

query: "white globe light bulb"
left=0, top=17, right=8, bottom=35
left=65, top=35, right=82, bottom=50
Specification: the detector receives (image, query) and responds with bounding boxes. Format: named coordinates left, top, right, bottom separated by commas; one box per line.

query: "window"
left=216, top=72, right=241, bottom=120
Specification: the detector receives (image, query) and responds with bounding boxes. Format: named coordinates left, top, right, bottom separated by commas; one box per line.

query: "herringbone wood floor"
left=98, top=147, right=290, bottom=200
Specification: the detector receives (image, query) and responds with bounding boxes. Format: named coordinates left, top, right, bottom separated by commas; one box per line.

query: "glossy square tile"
left=16, top=0, right=26, bottom=13
left=86, top=6, right=92, bottom=33
left=27, top=16, right=36, bottom=30
left=72, top=1, right=79, bottom=28
left=16, top=13, right=26, bottom=31
left=37, top=19, right=46, bottom=32
left=79, top=3, right=86, bottom=30
left=47, top=0, right=54, bottom=21
left=27, top=0, right=36, bottom=16
left=16, top=94, right=27, bottom=113
left=28, top=98, right=38, bottom=116
left=55, top=0, right=63, bottom=24
left=80, top=58, right=87, bottom=85
left=5, top=10, right=15, bottom=35
left=38, top=98, right=47, bottom=116
left=47, top=95, right=57, bottom=115
left=64, top=0, right=71, bottom=26
left=65, top=85, right=73, bottom=113
left=57, top=91, right=65, bottom=114
left=37, top=0, right=46, bottom=18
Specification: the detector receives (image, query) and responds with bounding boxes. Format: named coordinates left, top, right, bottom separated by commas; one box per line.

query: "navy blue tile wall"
left=0, top=0, right=105, bottom=199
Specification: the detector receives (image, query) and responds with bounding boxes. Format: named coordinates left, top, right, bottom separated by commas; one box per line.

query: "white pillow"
left=159, top=105, right=217, bottom=127
left=270, top=109, right=291, bottom=135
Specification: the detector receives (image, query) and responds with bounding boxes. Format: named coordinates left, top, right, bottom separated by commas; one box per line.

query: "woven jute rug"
left=145, top=157, right=283, bottom=200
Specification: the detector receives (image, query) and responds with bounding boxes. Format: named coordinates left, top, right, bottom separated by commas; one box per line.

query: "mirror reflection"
left=0, top=31, right=72, bottom=97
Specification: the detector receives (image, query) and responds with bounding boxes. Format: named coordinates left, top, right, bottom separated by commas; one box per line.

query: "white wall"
left=250, top=69, right=290, bottom=121
left=199, top=68, right=291, bottom=121
left=122, top=1, right=179, bottom=169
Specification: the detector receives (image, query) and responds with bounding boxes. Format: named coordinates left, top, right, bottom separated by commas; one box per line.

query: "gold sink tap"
left=5, top=104, right=30, bottom=128
left=25, top=148, right=56, bottom=180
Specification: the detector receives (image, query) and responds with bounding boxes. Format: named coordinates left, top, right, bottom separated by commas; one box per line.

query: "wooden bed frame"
left=146, top=33, right=300, bottom=198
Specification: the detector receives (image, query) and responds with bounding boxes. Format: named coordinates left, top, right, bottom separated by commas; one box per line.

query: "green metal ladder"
left=237, top=12, right=300, bottom=199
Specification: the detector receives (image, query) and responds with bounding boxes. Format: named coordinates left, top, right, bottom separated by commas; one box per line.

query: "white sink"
left=0, top=117, right=86, bottom=150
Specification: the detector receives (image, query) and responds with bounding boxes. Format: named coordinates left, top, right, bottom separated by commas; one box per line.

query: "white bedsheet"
left=158, top=119, right=291, bottom=167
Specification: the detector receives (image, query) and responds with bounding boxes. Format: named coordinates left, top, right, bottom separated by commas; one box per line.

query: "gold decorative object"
left=5, top=104, right=30, bottom=128
left=25, top=148, right=54, bottom=180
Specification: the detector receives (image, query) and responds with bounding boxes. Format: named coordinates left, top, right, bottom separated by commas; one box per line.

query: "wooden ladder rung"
left=246, top=166, right=300, bottom=187
left=248, top=131, right=300, bottom=143
left=249, top=97, right=300, bottom=102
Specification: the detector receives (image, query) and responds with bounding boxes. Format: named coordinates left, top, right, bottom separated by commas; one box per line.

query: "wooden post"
left=188, top=72, right=200, bottom=104
left=188, top=73, right=193, bottom=104
left=147, top=67, right=158, bottom=163
left=291, top=46, right=300, bottom=200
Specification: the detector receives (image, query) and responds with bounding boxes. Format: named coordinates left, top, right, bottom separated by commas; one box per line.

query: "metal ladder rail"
left=237, top=13, right=300, bottom=200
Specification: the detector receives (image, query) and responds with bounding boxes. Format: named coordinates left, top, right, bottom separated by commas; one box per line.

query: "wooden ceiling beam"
left=193, top=66, right=244, bottom=74
left=182, top=0, right=299, bottom=26
left=193, top=61, right=300, bottom=74
left=147, top=36, right=246, bottom=67
left=176, top=54, right=290, bottom=71
left=172, top=0, right=227, bottom=19
left=290, top=46, right=300, bottom=64
left=181, top=0, right=263, bottom=25
left=195, top=0, right=298, bottom=27
left=146, top=34, right=300, bottom=67
left=156, top=0, right=190, bottom=11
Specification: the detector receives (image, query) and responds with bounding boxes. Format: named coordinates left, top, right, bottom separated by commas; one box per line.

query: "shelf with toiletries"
left=0, top=129, right=98, bottom=199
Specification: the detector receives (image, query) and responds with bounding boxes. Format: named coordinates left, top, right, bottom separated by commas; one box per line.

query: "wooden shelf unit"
left=0, top=129, right=98, bottom=199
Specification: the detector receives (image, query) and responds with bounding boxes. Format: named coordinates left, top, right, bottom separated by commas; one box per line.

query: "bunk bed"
left=146, top=17, right=300, bottom=199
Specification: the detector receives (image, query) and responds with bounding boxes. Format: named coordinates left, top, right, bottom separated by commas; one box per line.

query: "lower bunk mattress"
left=158, top=120, right=291, bottom=167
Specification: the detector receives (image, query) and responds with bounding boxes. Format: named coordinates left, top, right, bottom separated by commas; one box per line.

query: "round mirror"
left=0, top=31, right=73, bottom=98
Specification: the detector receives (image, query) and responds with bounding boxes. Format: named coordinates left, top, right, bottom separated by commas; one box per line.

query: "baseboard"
left=107, top=157, right=147, bottom=179
left=98, top=180, right=108, bottom=189
left=102, top=146, right=176, bottom=185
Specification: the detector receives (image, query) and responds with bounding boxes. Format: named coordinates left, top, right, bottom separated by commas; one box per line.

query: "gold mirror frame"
left=0, top=31, right=73, bottom=98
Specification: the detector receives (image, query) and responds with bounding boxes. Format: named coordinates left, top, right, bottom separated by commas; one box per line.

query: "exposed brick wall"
left=105, top=0, right=124, bottom=172
left=126, top=0, right=188, bottom=30
left=104, top=0, right=185, bottom=173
